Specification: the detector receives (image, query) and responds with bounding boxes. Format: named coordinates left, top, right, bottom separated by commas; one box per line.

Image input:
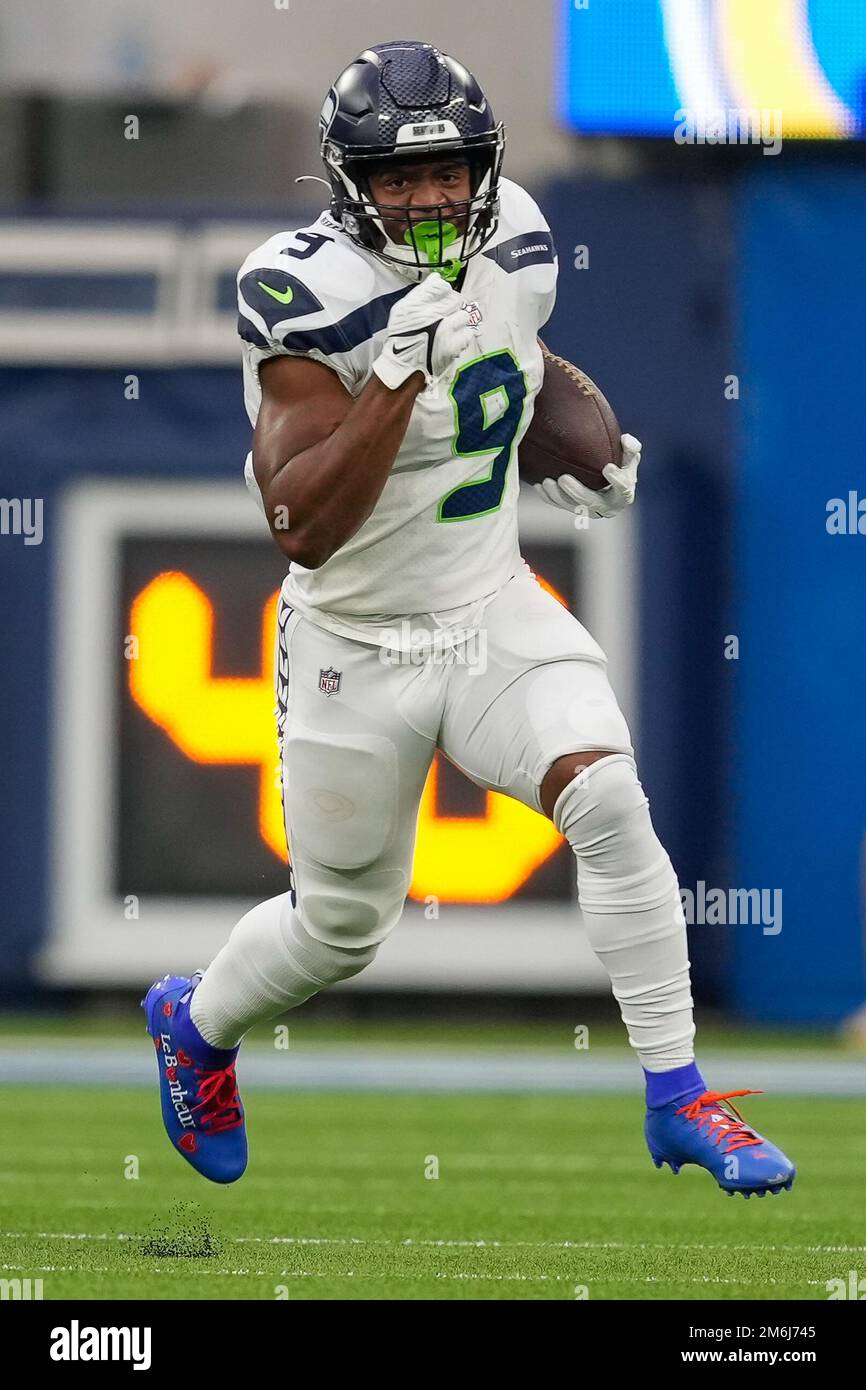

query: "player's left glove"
left=533, top=433, right=641, bottom=519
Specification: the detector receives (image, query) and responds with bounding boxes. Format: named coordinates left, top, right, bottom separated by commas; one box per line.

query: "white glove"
left=373, top=272, right=478, bottom=390
left=533, top=433, right=642, bottom=519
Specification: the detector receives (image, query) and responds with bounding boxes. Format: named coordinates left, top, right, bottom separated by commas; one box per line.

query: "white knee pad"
left=553, top=754, right=648, bottom=859
left=553, top=752, right=682, bottom=925
left=191, top=892, right=379, bottom=1047
left=298, top=866, right=409, bottom=950
left=281, top=902, right=378, bottom=989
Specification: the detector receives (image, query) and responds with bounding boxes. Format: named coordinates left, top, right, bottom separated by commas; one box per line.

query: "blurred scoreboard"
left=42, top=479, right=636, bottom=991
left=559, top=0, right=866, bottom=140
left=118, top=539, right=573, bottom=904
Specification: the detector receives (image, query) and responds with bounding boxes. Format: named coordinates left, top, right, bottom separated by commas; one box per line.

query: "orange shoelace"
left=675, top=1089, right=764, bottom=1153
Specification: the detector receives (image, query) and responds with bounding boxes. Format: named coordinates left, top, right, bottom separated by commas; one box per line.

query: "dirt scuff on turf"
left=139, top=1202, right=221, bottom=1260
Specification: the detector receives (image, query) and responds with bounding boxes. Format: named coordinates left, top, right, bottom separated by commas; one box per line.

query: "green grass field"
left=2, top=1039, right=864, bottom=1300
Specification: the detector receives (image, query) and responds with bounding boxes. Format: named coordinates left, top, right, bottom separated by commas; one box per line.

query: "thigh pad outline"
left=284, top=724, right=398, bottom=871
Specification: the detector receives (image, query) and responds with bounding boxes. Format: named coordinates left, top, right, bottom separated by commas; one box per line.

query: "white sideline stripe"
left=2, top=1231, right=863, bottom=1254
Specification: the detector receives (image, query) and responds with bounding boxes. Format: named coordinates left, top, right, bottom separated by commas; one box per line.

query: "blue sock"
left=643, top=1061, right=706, bottom=1110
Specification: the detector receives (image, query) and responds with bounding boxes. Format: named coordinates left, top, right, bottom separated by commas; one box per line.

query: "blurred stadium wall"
left=0, top=1, right=863, bottom=1022
left=0, top=0, right=576, bottom=205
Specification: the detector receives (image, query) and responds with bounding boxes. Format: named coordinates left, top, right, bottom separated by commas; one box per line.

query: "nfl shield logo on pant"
left=319, top=666, right=342, bottom=696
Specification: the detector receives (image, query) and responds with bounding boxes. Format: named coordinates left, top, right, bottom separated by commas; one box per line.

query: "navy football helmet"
left=318, top=40, right=505, bottom=282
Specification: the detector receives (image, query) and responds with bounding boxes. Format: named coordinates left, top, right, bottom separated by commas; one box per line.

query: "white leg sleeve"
left=189, top=891, right=377, bottom=1048
left=553, top=754, right=696, bottom=1072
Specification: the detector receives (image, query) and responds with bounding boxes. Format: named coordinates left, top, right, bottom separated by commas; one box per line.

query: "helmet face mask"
left=319, top=41, right=506, bottom=281
left=326, top=141, right=504, bottom=281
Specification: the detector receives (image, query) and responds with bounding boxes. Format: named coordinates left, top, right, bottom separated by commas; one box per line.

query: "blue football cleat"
left=645, top=1088, right=795, bottom=1198
left=142, top=973, right=247, bottom=1184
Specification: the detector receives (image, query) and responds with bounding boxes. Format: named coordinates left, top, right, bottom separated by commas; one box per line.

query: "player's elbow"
left=273, top=524, right=334, bottom=570
left=260, top=491, right=334, bottom=568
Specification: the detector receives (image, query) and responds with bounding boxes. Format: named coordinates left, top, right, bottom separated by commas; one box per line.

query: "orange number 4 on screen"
left=129, top=571, right=565, bottom=903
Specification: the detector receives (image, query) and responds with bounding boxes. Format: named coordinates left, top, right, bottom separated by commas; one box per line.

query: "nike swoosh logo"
left=257, top=280, right=294, bottom=305
left=393, top=342, right=417, bottom=356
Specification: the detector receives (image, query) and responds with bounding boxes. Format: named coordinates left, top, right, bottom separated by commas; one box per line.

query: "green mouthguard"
left=405, top=220, right=464, bottom=281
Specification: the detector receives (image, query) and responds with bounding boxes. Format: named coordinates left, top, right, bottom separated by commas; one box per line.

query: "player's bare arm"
left=253, top=355, right=423, bottom=570
left=253, top=268, right=477, bottom=569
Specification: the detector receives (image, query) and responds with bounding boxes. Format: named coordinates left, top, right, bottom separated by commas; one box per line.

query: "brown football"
left=519, top=342, right=622, bottom=491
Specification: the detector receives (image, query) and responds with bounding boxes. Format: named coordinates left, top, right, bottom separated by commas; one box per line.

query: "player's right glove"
left=373, top=272, right=478, bottom=390
left=533, top=434, right=642, bottom=519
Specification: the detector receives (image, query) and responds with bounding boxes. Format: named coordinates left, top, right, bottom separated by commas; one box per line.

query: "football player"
left=144, top=41, right=795, bottom=1197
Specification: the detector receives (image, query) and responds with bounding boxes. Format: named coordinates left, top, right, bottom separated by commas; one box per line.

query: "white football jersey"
left=238, top=177, right=558, bottom=647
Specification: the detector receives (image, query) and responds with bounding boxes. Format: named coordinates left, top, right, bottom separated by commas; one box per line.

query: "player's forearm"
left=261, top=372, right=423, bottom=569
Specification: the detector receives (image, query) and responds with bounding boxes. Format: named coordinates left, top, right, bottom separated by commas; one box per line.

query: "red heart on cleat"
left=153, top=1036, right=161, bottom=1051
left=176, top=1048, right=192, bottom=1067
left=165, top=1066, right=177, bottom=1081
left=163, top=1002, right=173, bottom=1017
left=178, top=1132, right=197, bottom=1153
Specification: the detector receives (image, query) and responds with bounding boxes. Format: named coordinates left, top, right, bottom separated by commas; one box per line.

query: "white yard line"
left=1, top=1230, right=862, bottom=1254
left=0, top=1262, right=811, bottom=1286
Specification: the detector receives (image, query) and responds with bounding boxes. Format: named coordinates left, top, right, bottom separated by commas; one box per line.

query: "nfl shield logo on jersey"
left=462, top=300, right=483, bottom=328
left=318, top=666, right=342, bottom=696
